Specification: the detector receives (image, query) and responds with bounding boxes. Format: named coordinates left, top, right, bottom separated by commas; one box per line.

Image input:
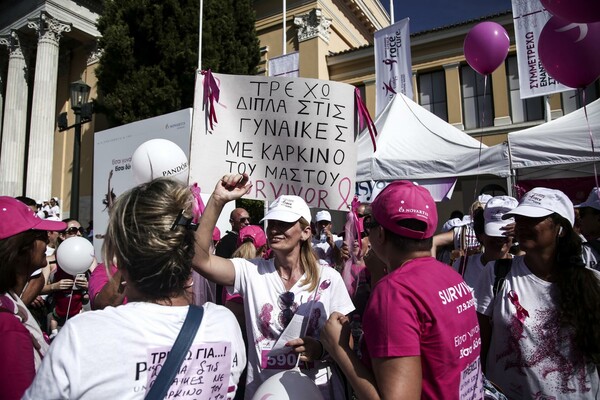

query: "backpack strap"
left=457, top=255, right=469, bottom=277
left=584, top=239, right=600, bottom=255
left=492, top=258, right=512, bottom=298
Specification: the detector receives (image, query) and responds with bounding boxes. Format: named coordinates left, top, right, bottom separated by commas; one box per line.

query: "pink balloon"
left=463, top=22, right=510, bottom=76
left=541, top=0, right=600, bottom=23
left=538, top=16, right=600, bottom=88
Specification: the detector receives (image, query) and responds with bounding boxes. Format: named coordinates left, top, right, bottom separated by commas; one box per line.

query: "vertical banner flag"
left=511, top=0, right=569, bottom=99
left=268, top=52, right=300, bottom=77
left=189, top=72, right=357, bottom=210
left=375, top=18, right=413, bottom=115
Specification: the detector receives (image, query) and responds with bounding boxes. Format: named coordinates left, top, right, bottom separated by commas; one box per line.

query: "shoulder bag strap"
left=145, top=304, right=204, bottom=400
left=492, top=258, right=513, bottom=298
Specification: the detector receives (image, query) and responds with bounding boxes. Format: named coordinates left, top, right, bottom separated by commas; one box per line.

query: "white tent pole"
left=198, top=0, right=203, bottom=69
left=506, top=138, right=516, bottom=197
left=544, top=95, right=552, bottom=122
left=390, top=0, right=395, bottom=24
left=283, top=0, right=287, bottom=55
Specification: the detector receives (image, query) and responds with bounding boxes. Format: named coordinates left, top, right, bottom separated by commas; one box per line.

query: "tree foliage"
left=96, top=0, right=260, bottom=126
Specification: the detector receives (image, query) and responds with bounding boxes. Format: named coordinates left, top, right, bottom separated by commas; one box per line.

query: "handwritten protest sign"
left=145, top=342, right=232, bottom=400
left=189, top=72, right=357, bottom=210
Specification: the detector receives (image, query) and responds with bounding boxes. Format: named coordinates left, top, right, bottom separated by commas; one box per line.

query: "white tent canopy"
left=356, top=93, right=509, bottom=182
left=508, top=97, right=600, bottom=173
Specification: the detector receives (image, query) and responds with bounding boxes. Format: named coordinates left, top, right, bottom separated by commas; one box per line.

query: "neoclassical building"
left=0, top=0, right=597, bottom=222
left=0, top=0, right=101, bottom=220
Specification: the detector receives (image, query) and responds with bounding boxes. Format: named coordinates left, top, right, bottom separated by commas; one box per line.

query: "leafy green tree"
left=96, top=0, right=260, bottom=126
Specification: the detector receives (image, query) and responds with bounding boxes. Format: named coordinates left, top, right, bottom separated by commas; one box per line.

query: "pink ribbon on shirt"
left=354, top=88, right=377, bottom=152
left=202, top=69, right=220, bottom=130
left=508, top=290, right=529, bottom=324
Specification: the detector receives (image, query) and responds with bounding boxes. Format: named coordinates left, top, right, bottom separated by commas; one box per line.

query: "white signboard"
left=189, top=73, right=357, bottom=210
left=375, top=18, right=413, bottom=115
left=511, top=0, right=569, bottom=99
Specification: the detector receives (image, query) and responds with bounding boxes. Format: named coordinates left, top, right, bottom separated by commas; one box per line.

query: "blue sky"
left=382, top=0, right=512, bottom=33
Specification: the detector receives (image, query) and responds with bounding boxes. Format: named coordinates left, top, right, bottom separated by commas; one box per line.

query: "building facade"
left=0, top=0, right=597, bottom=223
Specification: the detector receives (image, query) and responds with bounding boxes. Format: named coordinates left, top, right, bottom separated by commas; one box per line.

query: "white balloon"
left=251, top=370, right=324, bottom=400
left=56, top=237, right=95, bottom=275
left=131, top=139, right=189, bottom=184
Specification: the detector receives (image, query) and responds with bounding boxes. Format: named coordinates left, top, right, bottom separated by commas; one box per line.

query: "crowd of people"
left=2, top=173, right=600, bottom=399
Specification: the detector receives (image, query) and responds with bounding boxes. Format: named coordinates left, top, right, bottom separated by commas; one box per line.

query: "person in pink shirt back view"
left=321, top=180, right=484, bottom=399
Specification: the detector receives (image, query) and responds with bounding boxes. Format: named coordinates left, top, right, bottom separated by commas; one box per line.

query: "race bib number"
left=261, top=349, right=298, bottom=369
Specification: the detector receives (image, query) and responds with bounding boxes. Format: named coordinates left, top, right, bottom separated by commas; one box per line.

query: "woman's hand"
left=286, top=336, right=324, bottom=362
left=214, top=173, right=252, bottom=204
left=53, top=279, right=74, bottom=290
left=75, top=275, right=88, bottom=289
left=321, top=312, right=351, bottom=356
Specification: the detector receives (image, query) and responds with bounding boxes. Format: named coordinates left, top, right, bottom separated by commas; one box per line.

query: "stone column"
left=26, top=12, right=71, bottom=201
left=0, top=31, right=29, bottom=196
left=294, top=9, right=332, bottom=79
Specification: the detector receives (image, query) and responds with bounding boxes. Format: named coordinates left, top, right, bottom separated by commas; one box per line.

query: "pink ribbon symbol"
left=201, top=69, right=220, bottom=130
left=508, top=290, right=529, bottom=324
left=337, top=177, right=352, bottom=210
left=189, top=182, right=205, bottom=223
left=354, top=88, right=377, bottom=152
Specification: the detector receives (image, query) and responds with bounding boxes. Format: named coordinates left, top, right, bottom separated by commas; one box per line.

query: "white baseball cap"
left=484, top=196, right=518, bottom=237
left=315, top=210, right=332, bottom=222
left=442, top=217, right=466, bottom=232
left=261, top=195, right=312, bottom=223
left=574, top=187, right=600, bottom=211
left=502, top=187, right=575, bottom=227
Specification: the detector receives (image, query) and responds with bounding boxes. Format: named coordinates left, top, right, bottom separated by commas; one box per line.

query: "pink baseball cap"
left=371, top=181, right=437, bottom=239
left=212, top=226, right=221, bottom=242
left=237, top=225, right=267, bottom=249
left=0, top=196, right=67, bottom=240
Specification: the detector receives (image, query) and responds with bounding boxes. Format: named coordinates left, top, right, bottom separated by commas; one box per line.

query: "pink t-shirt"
left=88, top=264, right=127, bottom=308
left=363, top=257, right=483, bottom=399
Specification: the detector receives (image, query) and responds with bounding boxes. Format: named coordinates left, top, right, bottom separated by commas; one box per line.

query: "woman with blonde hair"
left=193, top=173, right=354, bottom=399
left=25, top=179, right=246, bottom=399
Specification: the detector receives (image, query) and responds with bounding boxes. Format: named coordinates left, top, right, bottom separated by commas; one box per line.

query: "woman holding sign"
left=24, top=179, right=246, bottom=399
left=193, top=173, right=354, bottom=400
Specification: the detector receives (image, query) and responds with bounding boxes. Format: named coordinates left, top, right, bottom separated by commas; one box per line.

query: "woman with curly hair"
left=475, top=187, right=600, bottom=399
left=25, top=179, right=246, bottom=399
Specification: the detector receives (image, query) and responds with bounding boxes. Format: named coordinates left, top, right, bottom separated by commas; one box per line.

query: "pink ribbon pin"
left=189, top=182, right=205, bottom=223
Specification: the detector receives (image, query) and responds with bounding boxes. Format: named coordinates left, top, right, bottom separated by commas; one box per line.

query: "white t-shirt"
left=451, top=253, right=486, bottom=291
left=24, top=302, right=246, bottom=400
left=475, top=256, right=600, bottom=399
left=311, top=235, right=343, bottom=267
left=230, top=258, right=355, bottom=400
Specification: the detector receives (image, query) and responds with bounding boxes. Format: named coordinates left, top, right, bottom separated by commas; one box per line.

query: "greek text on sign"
left=189, top=73, right=357, bottom=210
left=145, top=342, right=232, bottom=400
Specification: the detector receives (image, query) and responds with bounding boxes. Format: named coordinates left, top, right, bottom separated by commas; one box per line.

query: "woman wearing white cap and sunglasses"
left=475, top=187, right=600, bottom=399
left=193, top=173, right=354, bottom=400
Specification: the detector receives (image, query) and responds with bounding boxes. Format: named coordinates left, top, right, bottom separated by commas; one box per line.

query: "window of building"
left=418, top=70, right=448, bottom=121
left=506, top=56, right=544, bottom=123
left=561, top=83, right=600, bottom=115
left=461, top=65, right=494, bottom=129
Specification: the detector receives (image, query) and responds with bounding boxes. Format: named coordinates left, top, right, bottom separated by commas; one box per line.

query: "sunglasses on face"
left=65, top=227, right=85, bottom=235
left=362, top=215, right=380, bottom=237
